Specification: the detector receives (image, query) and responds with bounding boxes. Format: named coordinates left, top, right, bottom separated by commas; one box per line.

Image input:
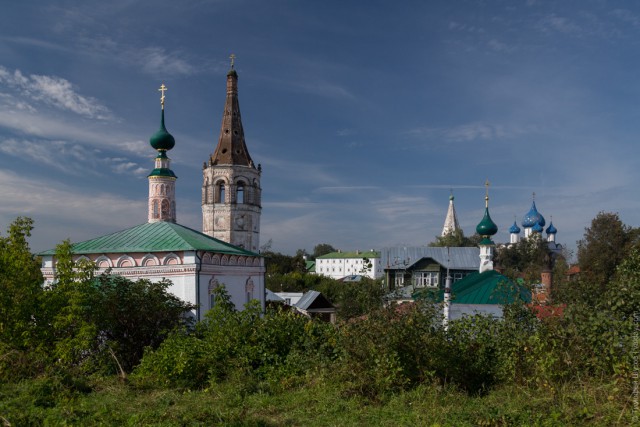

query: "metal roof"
left=265, top=289, right=285, bottom=302
left=380, top=246, right=479, bottom=270
left=38, top=221, right=259, bottom=256
left=317, top=250, right=380, bottom=259
left=443, top=270, right=531, bottom=305
left=294, top=290, right=321, bottom=310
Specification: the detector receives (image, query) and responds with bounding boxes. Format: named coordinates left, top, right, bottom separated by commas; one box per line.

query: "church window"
left=454, top=273, right=463, bottom=282
left=161, top=199, right=170, bottom=216
left=153, top=200, right=159, bottom=218
left=245, top=279, right=254, bottom=303
left=237, top=183, right=245, bottom=204
left=217, top=182, right=226, bottom=203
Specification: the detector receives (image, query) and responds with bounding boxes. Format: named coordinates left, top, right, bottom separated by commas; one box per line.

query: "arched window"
left=245, top=278, right=255, bottom=303
left=161, top=199, right=170, bottom=217
left=236, top=182, right=245, bottom=204
left=217, top=182, right=226, bottom=203
left=153, top=200, right=159, bottom=218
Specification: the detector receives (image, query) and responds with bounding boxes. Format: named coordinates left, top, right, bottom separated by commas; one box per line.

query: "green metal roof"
left=305, top=260, right=316, bottom=272
left=441, top=270, right=531, bottom=305
left=39, top=221, right=259, bottom=257
left=316, top=251, right=380, bottom=259
left=148, top=168, right=177, bottom=178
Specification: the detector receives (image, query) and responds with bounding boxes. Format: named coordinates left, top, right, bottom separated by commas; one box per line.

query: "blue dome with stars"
left=546, top=222, right=557, bottom=235
left=522, top=200, right=545, bottom=228
left=532, top=222, right=544, bottom=233
left=509, top=220, right=521, bottom=234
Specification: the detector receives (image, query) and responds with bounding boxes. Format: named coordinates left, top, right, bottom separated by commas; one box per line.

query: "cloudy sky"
left=1, top=0, right=639, bottom=257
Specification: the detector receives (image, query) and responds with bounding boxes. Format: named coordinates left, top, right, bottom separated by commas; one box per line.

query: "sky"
left=1, top=0, right=639, bottom=258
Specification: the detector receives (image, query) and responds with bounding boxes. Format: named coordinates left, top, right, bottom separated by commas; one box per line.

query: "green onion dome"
left=476, top=207, right=498, bottom=237
left=150, top=109, right=175, bottom=151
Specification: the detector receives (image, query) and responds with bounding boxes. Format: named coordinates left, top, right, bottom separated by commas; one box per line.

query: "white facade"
left=41, top=249, right=265, bottom=321
left=315, top=251, right=382, bottom=280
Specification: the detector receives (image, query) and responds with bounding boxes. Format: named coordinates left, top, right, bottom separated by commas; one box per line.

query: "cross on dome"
left=158, top=83, right=167, bottom=109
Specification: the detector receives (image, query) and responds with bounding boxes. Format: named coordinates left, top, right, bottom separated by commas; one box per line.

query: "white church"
left=40, top=62, right=266, bottom=320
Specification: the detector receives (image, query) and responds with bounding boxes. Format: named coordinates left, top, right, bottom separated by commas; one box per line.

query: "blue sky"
left=1, top=0, right=639, bottom=257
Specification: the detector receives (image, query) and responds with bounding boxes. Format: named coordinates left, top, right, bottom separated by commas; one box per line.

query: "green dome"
left=150, top=110, right=175, bottom=151
left=476, top=207, right=498, bottom=237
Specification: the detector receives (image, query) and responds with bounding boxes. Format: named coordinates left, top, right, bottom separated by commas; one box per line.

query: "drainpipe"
left=195, top=250, right=202, bottom=321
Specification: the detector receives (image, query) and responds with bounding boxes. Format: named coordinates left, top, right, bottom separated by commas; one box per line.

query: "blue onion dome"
left=546, top=222, right=557, bottom=235
left=509, top=220, right=521, bottom=234
left=532, top=222, right=544, bottom=233
left=150, top=109, right=175, bottom=151
left=476, top=207, right=498, bottom=237
left=522, top=200, right=545, bottom=228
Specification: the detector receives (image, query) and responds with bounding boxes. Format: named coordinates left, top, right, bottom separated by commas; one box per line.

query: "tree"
left=0, top=217, right=43, bottom=348
left=577, top=212, right=638, bottom=289
left=494, top=233, right=553, bottom=283
left=312, top=243, right=336, bottom=259
left=43, top=241, right=196, bottom=374
left=429, top=229, right=481, bottom=247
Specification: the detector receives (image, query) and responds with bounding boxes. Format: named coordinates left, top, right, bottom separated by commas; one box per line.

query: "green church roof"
left=440, top=270, right=531, bottom=305
left=39, top=221, right=259, bottom=257
left=316, top=250, right=380, bottom=259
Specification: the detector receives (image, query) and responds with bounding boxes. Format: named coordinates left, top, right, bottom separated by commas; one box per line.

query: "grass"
left=0, top=374, right=632, bottom=426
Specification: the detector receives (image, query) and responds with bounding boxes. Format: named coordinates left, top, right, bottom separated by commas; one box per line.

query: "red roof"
left=529, top=304, right=566, bottom=319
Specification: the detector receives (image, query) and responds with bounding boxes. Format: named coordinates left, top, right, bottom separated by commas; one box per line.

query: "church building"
left=40, top=63, right=266, bottom=319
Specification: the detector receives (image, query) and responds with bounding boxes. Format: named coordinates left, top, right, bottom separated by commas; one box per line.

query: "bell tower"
left=148, top=84, right=177, bottom=224
left=202, top=56, right=261, bottom=252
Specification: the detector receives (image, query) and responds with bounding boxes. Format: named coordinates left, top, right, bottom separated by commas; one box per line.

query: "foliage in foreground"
left=0, top=220, right=195, bottom=381
left=0, top=215, right=637, bottom=425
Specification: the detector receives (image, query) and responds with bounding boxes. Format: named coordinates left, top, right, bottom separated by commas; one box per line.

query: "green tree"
left=577, top=212, right=638, bottom=289
left=0, top=217, right=43, bottom=348
left=429, top=229, right=481, bottom=247
left=43, top=241, right=195, bottom=374
left=312, top=243, right=336, bottom=259
left=494, top=233, right=553, bottom=283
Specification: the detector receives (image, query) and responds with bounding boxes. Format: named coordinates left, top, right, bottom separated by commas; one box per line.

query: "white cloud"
left=136, top=47, right=196, bottom=76
left=537, top=14, right=582, bottom=35
left=0, top=66, right=111, bottom=119
left=488, top=39, right=516, bottom=53
left=0, top=169, right=146, bottom=251
left=0, top=138, right=147, bottom=177
left=407, top=121, right=509, bottom=142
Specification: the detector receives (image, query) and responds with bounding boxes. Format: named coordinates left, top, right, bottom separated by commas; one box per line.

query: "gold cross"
left=230, top=53, right=236, bottom=69
left=485, top=179, right=490, bottom=206
left=158, top=83, right=167, bottom=109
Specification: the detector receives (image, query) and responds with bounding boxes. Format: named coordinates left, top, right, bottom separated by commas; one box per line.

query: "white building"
left=40, top=69, right=266, bottom=320
left=314, top=250, right=382, bottom=280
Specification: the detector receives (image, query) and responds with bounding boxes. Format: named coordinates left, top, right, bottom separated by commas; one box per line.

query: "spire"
left=148, top=84, right=177, bottom=223
left=209, top=55, right=255, bottom=168
left=441, top=190, right=460, bottom=236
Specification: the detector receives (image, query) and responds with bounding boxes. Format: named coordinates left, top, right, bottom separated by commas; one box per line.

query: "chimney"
left=538, top=269, right=553, bottom=304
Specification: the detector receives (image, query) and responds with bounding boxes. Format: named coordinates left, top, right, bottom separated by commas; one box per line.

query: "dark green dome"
left=150, top=109, right=175, bottom=151
left=476, top=207, right=498, bottom=237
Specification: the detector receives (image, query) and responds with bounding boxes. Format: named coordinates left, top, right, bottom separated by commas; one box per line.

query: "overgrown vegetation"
left=0, top=215, right=636, bottom=425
